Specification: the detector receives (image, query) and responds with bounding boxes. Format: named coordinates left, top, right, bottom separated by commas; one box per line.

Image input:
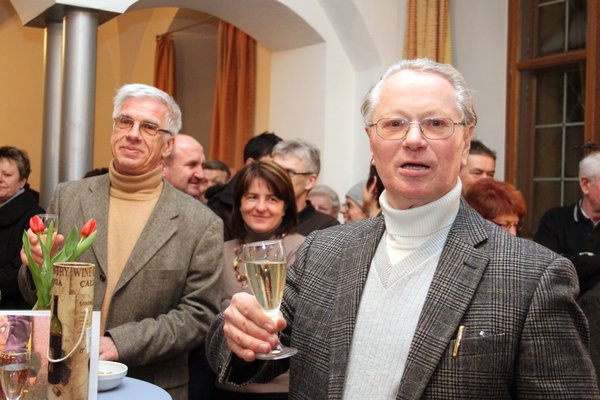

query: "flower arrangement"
left=22, top=216, right=97, bottom=309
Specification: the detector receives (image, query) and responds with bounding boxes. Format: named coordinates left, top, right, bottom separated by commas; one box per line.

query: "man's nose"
left=126, top=121, right=142, bottom=139
left=194, top=167, right=205, bottom=180
left=402, top=123, right=426, bottom=146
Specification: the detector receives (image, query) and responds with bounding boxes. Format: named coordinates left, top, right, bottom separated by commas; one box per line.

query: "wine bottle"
left=48, top=295, right=63, bottom=385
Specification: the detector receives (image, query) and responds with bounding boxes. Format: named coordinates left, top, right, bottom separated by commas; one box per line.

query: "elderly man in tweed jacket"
left=20, top=84, right=223, bottom=400
left=206, top=59, right=599, bottom=399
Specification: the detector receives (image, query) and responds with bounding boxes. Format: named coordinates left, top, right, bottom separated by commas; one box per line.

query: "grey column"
left=59, top=9, right=98, bottom=182
left=40, top=20, right=63, bottom=209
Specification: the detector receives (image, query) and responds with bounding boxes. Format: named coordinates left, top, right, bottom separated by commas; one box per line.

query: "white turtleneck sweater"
left=342, top=182, right=461, bottom=399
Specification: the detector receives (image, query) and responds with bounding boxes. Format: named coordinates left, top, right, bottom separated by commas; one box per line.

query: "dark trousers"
left=214, top=389, right=288, bottom=400
left=188, top=343, right=216, bottom=400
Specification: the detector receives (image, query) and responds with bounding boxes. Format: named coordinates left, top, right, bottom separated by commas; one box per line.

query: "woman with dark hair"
left=465, top=179, right=527, bottom=236
left=0, top=146, right=45, bottom=309
left=216, top=161, right=305, bottom=400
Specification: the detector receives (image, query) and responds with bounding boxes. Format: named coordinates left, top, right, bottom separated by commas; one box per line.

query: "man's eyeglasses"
left=285, top=168, right=314, bottom=178
left=113, top=116, right=172, bottom=137
left=367, top=117, right=465, bottom=141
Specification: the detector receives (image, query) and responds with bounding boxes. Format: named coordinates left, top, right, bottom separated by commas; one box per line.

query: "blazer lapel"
left=112, top=184, right=179, bottom=294
left=328, top=217, right=386, bottom=399
left=83, top=176, right=110, bottom=275
left=396, top=202, right=490, bottom=399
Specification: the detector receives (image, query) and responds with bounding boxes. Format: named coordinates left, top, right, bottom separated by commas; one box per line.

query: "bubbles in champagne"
left=245, top=261, right=287, bottom=315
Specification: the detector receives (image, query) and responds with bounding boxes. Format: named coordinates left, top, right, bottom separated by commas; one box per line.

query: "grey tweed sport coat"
left=19, top=174, right=224, bottom=400
left=207, top=201, right=599, bottom=399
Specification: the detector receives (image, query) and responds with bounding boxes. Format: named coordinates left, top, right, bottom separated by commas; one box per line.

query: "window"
left=506, top=0, right=600, bottom=237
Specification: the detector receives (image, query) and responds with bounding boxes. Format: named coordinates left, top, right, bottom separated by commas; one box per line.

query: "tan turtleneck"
left=102, top=161, right=163, bottom=332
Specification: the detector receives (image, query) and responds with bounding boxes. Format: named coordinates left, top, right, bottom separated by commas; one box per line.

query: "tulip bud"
left=80, top=218, right=96, bottom=238
left=29, top=215, right=45, bottom=234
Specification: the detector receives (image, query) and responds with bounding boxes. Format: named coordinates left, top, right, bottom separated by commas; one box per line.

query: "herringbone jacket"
left=207, top=201, right=599, bottom=399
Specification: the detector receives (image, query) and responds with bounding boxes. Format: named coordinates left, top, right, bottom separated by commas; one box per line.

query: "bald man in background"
left=163, top=134, right=208, bottom=200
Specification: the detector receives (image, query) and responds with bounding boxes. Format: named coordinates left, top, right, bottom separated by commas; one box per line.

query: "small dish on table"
left=97, top=361, right=127, bottom=392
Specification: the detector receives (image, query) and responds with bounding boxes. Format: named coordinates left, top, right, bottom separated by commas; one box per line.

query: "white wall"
left=452, top=0, right=508, bottom=179
left=6, top=0, right=509, bottom=199
left=273, top=0, right=403, bottom=198
left=270, top=43, right=327, bottom=152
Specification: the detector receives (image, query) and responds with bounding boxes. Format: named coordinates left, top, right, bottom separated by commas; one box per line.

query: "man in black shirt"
left=534, top=151, right=600, bottom=380
left=534, top=151, right=600, bottom=296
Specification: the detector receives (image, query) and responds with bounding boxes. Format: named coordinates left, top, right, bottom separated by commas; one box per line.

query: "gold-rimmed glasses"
left=368, top=117, right=465, bottom=141
left=113, top=116, right=172, bottom=136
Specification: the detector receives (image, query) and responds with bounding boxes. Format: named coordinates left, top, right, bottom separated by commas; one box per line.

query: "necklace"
left=233, top=247, right=248, bottom=289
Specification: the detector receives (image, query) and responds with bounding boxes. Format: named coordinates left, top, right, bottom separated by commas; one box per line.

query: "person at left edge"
left=18, top=84, right=224, bottom=400
left=0, top=146, right=44, bottom=309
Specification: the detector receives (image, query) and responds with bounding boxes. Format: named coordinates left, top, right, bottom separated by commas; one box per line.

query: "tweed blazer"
left=19, top=174, right=224, bottom=399
left=207, top=201, right=599, bottom=399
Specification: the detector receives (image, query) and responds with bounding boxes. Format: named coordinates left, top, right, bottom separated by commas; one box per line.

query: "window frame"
left=506, top=0, right=600, bottom=237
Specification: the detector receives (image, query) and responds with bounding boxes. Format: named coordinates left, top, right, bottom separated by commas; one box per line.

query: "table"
left=97, top=377, right=172, bottom=400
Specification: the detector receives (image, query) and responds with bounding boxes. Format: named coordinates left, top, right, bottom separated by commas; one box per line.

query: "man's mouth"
left=121, top=146, right=142, bottom=153
left=401, top=163, right=429, bottom=170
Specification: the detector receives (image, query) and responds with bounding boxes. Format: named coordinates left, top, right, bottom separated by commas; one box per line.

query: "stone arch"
left=127, top=0, right=324, bottom=51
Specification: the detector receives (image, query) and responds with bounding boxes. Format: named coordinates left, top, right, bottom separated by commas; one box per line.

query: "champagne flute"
left=243, top=239, right=297, bottom=360
left=36, top=214, right=58, bottom=241
left=0, top=348, right=29, bottom=400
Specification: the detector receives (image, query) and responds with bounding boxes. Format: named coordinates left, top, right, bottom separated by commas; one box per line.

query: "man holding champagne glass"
left=206, top=59, right=599, bottom=398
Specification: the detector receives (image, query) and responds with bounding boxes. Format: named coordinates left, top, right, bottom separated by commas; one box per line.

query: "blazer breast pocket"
left=446, top=332, right=513, bottom=374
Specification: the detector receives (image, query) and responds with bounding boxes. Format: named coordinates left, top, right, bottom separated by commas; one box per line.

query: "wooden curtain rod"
left=157, top=15, right=217, bottom=38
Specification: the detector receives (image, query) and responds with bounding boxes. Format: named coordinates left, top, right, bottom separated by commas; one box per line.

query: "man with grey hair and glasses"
left=271, top=139, right=339, bottom=236
left=20, top=84, right=223, bottom=399
left=535, top=151, right=600, bottom=381
left=206, top=59, right=598, bottom=398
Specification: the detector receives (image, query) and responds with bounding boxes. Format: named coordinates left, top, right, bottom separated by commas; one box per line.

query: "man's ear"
left=162, top=137, right=174, bottom=159
left=581, top=176, right=590, bottom=194
left=461, top=125, right=474, bottom=167
left=305, top=174, right=318, bottom=192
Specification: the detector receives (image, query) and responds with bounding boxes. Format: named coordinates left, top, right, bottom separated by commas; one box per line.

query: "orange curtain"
left=210, top=21, right=256, bottom=169
left=154, top=34, right=176, bottom=98
left=403, top=0, right=452, bottom=64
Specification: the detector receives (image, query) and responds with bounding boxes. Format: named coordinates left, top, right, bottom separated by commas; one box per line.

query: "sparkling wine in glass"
left=243, top=239, right=297, bottom=360
left=0, top=349, right=29, bottom=400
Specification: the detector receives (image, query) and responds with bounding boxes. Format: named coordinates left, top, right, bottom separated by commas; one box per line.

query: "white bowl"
left=97, top=360, right=128, bottom=391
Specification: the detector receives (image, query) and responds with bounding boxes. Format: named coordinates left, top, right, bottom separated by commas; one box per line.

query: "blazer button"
left=99, top=273, right=106, bottom=282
